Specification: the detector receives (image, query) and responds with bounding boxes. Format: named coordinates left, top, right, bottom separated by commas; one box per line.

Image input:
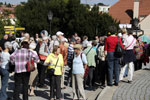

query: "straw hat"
left=73, top=44, right=82, bottom=50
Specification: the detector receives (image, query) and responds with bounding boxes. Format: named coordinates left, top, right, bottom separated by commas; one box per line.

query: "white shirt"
left=0, top=52, right=10, bottom=69
left=124, top=35, right=136, bottom=50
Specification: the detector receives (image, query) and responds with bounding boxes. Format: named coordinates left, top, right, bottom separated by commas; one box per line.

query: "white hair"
left=42, top=36, right=49, bottom=41
left=4, top=42, right=12, bottom=50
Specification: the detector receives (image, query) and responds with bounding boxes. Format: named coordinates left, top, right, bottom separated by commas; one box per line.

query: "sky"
left=1, top=0, right=118, bottom=5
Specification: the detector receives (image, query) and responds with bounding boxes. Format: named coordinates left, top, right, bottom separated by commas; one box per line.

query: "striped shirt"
left=10, top=48, right=39, bottom=73
left=67, top=44, right=74, bottom=64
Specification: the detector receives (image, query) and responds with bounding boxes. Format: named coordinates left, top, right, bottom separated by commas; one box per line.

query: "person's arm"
left=10, top=51, right=16, bottom=64
left=119, top=37, right=124, bottom=49
left=59, top=54, right=64, bottom=74
left=104, top=38, right=108, bottom=56
left=64, top=47, right=68, bottom=65
left=44, top=54, right=52, bottom=66
left=81, top=53, right=88, bottom=69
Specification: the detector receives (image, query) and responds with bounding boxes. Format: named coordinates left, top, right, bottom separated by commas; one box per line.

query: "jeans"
left=13, top=72, right=30, bottom=100
left=0, top=68, right=9, bottom=100
left=107, top=52, right=119, bottom=85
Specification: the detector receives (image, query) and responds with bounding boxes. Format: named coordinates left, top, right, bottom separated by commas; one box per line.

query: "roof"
left=109, top=0, right=150, bottom=24
left=139, top=0, right=150, bottom=16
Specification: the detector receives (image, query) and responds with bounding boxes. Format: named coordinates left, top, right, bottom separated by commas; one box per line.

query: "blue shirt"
left=72, top=53, right=87, bottom=74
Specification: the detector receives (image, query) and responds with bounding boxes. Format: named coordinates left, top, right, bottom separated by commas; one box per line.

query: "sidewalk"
left=97, top=63, right=150, bottom=100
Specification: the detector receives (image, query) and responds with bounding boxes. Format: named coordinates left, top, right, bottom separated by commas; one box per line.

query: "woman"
left=72, top=44, right=87, bottom=100
left=0, top=42, right=12, bottom=100
left=104, top=26, right=124, bottom=86
left=44, top=46, right=64, bottom=100
left=119, top=30, right=136, bottom=83
left=28, top=42, right=40, bottom=96
left=10, top=41, right=39, bottom=100
left=38, top=36, right=49, bottom=88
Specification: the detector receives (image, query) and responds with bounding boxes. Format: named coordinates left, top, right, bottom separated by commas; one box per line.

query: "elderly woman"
left=44, top=46, right=64, bottom=100
left=10, top=41, right=39, bottom=100
left=72, top=44, right=87, bottom=100
left=38, top=36, right=49, bottom=88
left=0, top=42, right=12, bottom=100
left=119, top=30, right=136, bottom=83
left=28, top=42, right=40, bottom=96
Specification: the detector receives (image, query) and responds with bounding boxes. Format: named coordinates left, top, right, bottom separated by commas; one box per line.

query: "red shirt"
left=104, top=36, right=124, bottom=52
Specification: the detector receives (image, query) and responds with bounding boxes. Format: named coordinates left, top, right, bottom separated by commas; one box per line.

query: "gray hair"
left=4, top=42, right=12, bottom=50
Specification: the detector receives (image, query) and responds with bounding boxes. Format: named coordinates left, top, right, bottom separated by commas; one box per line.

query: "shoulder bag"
left=26, top=50, right=35, bottom=72
left=114, top=37, right=124, bottom=58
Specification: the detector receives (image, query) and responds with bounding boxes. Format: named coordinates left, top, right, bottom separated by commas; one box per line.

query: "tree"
left=0, top=19, right=5, bottom=39
left=15, top=0, right=119, bottom=38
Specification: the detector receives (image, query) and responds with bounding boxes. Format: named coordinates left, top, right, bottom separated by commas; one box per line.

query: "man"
left=83, top=42, right=97, bottom=89
left=56, top=31, right=64, bottom=42
left=66, top=39, right=76, bottom=86
left=59, top=38, right=68, bottom=89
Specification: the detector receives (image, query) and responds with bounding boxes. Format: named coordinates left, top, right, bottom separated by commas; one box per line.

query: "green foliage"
left=0, top=19, right=5, bottom=39
left=15, top=0, right=119, bottom=39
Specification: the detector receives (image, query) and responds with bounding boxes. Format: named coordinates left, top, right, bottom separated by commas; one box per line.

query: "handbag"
left=114, top=37, right=124, bottom=58
left=39, top=54, right=47, bottom=61
left=26, top=50, right=35, bottom=72
left=48, top=58, right=59, bottom=75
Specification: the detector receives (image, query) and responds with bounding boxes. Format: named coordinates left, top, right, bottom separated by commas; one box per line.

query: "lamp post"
left=48, top=11, right=53, bottom=35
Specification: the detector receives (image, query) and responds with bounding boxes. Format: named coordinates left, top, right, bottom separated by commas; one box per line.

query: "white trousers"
left=120, top=62, right=134, bottom=81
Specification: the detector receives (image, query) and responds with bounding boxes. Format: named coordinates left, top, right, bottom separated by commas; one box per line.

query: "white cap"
left=56, top=31, right=64, bottom=36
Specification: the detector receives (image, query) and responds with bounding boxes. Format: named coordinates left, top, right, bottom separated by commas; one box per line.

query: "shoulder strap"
left=126, top=39, right=135, bottom=49
left=54, top=58, right=59, bottom=68
left=86, top=47, right=93, bottom=56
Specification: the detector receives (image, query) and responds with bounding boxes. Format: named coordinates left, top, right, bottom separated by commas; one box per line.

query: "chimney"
left=133, top=0, right=139, bottom=19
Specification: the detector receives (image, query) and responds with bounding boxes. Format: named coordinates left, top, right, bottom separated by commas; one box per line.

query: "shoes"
left=107, top=84, right=113, bottom=87
left=128, top=80, right=132, bottom=84
left=29, top=92, right=35, bottom=96
left=61, top=87, right=66, bottom=89
left=50, top=98, right=54, bottom=100
left=114, top=83, right=118, bottom=86
left=38, top=84, right=48, bottom=89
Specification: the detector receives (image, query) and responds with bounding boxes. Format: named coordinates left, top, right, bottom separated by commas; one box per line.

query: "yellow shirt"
left=45, top=53, right=64, bottom=75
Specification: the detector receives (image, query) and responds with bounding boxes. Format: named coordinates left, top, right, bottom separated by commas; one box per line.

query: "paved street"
left=98, top=63, right=150, bottom=100
left=3, top=73, right=102, bottom=100
left=1, top=63, right=150, bottom=100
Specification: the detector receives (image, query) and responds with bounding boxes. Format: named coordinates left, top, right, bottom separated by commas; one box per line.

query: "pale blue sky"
left=1, top=0, right=118, bottom=5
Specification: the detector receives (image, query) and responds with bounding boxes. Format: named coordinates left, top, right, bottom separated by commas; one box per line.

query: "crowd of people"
left=0, top=26, right=150, bottom=100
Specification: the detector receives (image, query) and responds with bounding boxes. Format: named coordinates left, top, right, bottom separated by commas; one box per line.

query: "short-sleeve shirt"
left=0, top=52, right=10, bottom=69
left=45, top=53, right=64, bottom=75
left=72, top=53, right=87, bottom=74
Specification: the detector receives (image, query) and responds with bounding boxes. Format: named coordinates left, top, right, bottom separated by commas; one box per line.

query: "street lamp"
left=48, top=10, right=53, bottom=35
